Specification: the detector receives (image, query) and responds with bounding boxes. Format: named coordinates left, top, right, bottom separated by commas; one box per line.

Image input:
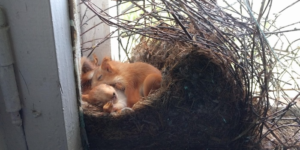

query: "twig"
left=278, top=0, right=300, bottom=13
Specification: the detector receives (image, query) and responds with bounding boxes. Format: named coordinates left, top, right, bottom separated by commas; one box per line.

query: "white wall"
left=81, top=0, right=111, bottom=62
left=0, top=0, right=82, bottom=150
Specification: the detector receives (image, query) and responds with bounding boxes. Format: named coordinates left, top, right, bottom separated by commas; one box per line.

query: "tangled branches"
left=80, top=0, right=300, bottom=149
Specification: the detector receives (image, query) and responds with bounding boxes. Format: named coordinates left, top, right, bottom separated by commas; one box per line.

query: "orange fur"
left=92, top=54, right=99, bottom=65
left=81, top=56, right=128, bottom=113
left=81, top=54, right=104, bottom=93
left=91, top=57, right=162, bottom=107
left=82, top=84, right=116, bottom=106
left=82, top=84, right=127, bottom=113
left=80, top=56, right=97, bottom=94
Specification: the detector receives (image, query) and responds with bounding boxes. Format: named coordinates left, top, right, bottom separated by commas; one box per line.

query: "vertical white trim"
left=49, top=0, right=82, bottom=149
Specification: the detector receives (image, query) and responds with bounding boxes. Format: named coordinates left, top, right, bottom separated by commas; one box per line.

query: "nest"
left=80, top=0, right=300, bottom=149
left=83, top=38, right=255, bottom=149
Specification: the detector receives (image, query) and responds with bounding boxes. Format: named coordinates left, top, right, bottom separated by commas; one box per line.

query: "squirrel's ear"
left=101, top=57, right=113, bottom=72
left=92, top=54, right=99, bottom=65
left=81, top=56, right=96, bottom=73
left=81, top=94, right=89, bottom=102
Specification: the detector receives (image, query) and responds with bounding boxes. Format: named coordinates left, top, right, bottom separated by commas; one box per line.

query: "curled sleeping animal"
left=81, top=56, right=133, bottom=114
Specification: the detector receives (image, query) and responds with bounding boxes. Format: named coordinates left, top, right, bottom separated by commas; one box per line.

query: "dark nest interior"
left=80, top=0, right=300, bottom=149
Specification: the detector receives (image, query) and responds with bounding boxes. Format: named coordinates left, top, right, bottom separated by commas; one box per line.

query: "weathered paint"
left=0, top=0, right=82, bottom=149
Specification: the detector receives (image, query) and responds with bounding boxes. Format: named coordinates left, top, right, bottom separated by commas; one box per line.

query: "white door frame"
left=0, top=0, right=82, bottom=149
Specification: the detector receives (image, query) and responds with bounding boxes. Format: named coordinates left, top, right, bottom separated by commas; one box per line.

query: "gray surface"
left=0, top=0, right=82, bottom=149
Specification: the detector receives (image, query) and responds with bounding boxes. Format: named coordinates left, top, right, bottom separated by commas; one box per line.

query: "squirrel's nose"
left=112, top=92, right=116, bottom=99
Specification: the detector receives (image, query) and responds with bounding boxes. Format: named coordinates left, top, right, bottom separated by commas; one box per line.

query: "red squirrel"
left=91, top=57, right=162, bottom=107
left=82, top=83, right=127, bottom=112
left=81, top=56, right=128, bottom=113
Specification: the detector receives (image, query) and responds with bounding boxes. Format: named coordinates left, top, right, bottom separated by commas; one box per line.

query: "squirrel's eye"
left=97, top=75, right=102, bottom=80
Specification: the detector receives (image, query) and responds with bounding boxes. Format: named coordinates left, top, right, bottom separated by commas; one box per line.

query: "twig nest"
left=83, top=43, right=252, bottom=149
